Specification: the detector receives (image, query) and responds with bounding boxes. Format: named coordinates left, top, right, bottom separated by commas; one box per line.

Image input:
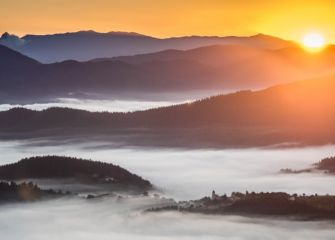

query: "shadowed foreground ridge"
left=0, top=156, right=152, bottom=189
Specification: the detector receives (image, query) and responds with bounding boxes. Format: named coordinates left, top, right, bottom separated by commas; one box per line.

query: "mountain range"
left=2, top=38, right=335, bottom=103
left=0, top=31, right=294, bottom=63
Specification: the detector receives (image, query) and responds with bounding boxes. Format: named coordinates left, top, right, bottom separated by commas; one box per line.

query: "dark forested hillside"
left=0, top=156, right=152, bottom=189
left=0, top=76, right=335, bottom=147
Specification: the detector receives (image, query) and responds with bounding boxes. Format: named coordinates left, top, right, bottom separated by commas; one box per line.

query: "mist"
left=1, top=140, right=335, bottom=200
left=1, top=140, right=335, bottom=238
left=0, top=98, right=190, bottom=112
left=0, top=197, right=334, bottom=240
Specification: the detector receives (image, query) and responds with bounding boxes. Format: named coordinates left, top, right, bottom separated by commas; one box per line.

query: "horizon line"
left=1, top=29, right=292, bottom=42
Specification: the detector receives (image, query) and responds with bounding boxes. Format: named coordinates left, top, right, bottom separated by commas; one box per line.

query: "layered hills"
left=0, top=31, right=294, bottom=63
left=2, top=41, right=335, bottom=102
left=0, top=75, right=334, bottom=147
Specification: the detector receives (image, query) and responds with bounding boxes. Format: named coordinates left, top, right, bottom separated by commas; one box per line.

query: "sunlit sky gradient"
left=1, top=0, right=335, bottom=43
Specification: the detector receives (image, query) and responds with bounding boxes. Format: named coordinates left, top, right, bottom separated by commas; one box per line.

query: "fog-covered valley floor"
left=0, top=141, right=335, bottom=240
left=1, top=196, right=335, bottom=240
left=3, top=0, right=335, bottom=238
left=2, top=141, right=335, bottom=199
left=1, top=140, right=335, bottom=239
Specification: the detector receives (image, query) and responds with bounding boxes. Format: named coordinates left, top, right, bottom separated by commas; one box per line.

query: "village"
left=148, top=190, right=335, bottom=220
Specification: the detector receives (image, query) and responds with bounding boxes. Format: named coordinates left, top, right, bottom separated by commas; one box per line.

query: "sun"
left=302, top=33, right=326, bottom=52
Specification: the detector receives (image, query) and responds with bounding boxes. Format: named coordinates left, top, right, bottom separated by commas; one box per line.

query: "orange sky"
left=1, top=0, right=335, bottom=43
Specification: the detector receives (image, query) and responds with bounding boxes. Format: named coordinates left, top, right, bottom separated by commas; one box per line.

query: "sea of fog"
left=0, top=98, right=191, bottom=112
left=1, top=197, right=335, bottom=240
left=1, top=140, right=335, bottom=239
left=1, top=141, right=335, bottom=199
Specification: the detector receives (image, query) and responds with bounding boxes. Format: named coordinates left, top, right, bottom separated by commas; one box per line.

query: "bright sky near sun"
left=1, top=0, right=335, bottom=44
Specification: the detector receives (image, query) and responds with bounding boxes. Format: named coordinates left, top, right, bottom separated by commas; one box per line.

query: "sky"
left=1, top=0, right=335, bottom=43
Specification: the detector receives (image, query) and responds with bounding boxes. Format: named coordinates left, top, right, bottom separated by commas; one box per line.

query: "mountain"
left=114, top=44, right=335, bottom=82
left=0, top=75, right=335, bottom=148
left=0, top=44, right=40, bottom=70
left=0, top=31, right=294, bottom=63
left=0, top=44, right=42, bottom=101
left=0, top=156, right=152, bottom=189
left=2, top=42, right=335, bottom=103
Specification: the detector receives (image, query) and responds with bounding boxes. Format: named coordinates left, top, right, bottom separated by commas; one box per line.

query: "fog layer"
left=1, top=141, right=335, bottom=239
left=0, top=98, right=190, bottom=112
left=0, top=197, right=334, bottom=240
left=1, top=141, right=334, bottom=200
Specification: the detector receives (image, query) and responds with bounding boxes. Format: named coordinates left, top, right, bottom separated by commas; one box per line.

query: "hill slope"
left=0, top=76, right=335, bottom=147
left=0, top=44, right=40, bottom=70
left=2, top=43, right=335, bottom=103
left=0, top=156, right=152, bottom=189
left=0, top=31, right=294, bottom=63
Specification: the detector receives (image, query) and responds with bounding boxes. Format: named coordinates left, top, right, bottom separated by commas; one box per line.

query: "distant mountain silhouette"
left=0, top=44, right=40, bottom=70
left=1, top=76, right=335, bottom=147
left=2, top=43, right=335, bottom=103
left=108, top=44, right=263, bottom=65
left=0, top=156, right=152, bottom=189
left=111, top=44, right=335, bottom=89
left=0, top=31, right=294, bottom=63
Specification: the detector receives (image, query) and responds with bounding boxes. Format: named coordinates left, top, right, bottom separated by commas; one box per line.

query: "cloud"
left=1, top=140, right=335, bottom=200
left=0, top=197, right=334, bottom=240
left=1, top=141, right=335, bottom=238
left=0, top=98, right=189, bottom=113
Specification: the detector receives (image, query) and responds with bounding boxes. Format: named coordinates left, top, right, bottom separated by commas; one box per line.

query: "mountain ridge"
left=2, top=42, right=335, bottom=103
left=1, top=75, right=335, bottom=148
left=0, top=31, right=295, bottom=63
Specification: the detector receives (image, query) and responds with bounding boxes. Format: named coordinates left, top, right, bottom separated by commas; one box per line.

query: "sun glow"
left=302, top=33, right=326, bottom=52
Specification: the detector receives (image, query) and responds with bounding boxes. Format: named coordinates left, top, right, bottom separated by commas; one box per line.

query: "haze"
left=0, top=98, right=191, bottom=113
left=1, top=0, right=335, bottom=44
left=1, top=141, right=335, bottom=239
left=2, top=0, right=335, bottom=239
left=1, top=198, right=335, bottom=240
left=1, top=140, right=335, bottom=200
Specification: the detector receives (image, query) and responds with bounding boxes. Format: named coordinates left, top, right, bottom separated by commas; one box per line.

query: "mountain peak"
left=23, top=30, right=149, bottom=38
left=0, top=32, right=17, bottom=40
left=1, top=32, right=9, bottom=39
left=251, top=33, right=286, bottom=41
left=253, top=33, right=269, bottom=38
left=72, top=30, right=150, bottom=38
left=1, top=32, right=22, bottom=39
left=106, top=31, right=149, bottom=37
left=0, top=32, right=26, bottom=48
